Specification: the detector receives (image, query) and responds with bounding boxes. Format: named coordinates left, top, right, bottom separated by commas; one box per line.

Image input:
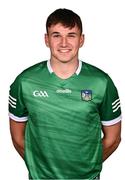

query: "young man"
left=9, top=8, right=122, bottom=179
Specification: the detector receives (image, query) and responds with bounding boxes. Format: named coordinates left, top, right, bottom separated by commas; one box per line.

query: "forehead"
left=47, top=23, right=80, bottom=34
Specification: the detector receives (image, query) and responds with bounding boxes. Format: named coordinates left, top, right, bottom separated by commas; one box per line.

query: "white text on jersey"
left=33, top=90, right=49, bottom=97
left=56, top=89, right=72, bottom=94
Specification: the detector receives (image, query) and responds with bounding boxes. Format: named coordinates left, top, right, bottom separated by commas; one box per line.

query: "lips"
left=58, top=49, right=71, bottom=53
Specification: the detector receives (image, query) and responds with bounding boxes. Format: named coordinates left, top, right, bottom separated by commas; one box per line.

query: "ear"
left=44, top=34, right=50, bottom=47
left=80, top=34, right=85, bottom=48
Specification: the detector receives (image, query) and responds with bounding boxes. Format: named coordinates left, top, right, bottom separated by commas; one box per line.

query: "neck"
left=50, top=59, right=79, bottom=79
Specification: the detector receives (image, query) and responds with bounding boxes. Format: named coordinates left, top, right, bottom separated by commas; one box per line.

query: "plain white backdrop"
left=0, top=0, right=125, bottom=179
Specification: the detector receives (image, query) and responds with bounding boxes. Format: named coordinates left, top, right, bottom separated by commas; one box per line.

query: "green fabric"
left=9, top=61, right=121, bottom=179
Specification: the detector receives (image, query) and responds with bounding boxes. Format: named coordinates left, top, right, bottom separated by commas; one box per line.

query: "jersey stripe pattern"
left=9, top=60, right=122, bottom=179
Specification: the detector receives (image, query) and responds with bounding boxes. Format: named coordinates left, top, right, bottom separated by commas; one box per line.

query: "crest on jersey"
left=81, top=90, right=92, bottom=101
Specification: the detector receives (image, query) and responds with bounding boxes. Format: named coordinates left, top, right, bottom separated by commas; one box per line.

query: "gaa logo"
left=33, top=90, right=49, bottom=97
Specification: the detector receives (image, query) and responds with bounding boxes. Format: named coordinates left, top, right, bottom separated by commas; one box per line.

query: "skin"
left=45, top=23, right=84, bottom=79
left=10, top=120, right=26, bottom=159
left=102, top=121, right=121, bottom=161
left=10, top=23, right=121, bottom=161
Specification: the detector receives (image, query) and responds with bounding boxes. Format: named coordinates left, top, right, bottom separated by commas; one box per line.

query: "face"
left=45, top=23, right=84, bottom=63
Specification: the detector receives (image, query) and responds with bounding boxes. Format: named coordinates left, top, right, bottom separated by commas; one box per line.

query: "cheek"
left=49, top=40, right=59, bottom=48
left=73, top=42, right=82, bottom=49
left=70, top=39, right=82, bottom=47
left=49, top=43, right=58, bottom=53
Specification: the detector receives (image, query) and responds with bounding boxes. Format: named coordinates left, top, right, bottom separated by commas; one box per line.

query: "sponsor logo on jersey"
left=33, top=90, right=49, bottom=97
left=56, top=89, right=72, bottom=94
left=81, top=90, right=92, bottom=101
left=112, top=98, right=121, bottom=113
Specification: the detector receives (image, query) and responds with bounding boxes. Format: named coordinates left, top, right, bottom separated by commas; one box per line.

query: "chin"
left=57, top=57, right=75, bottom=63
left=59, top=59, right=73, bottom=63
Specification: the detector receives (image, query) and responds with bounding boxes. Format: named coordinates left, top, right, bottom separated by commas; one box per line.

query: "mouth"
left=58, top=49, right=71, bottom=53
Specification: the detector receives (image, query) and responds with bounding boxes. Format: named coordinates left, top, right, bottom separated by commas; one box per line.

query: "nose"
left=60, top=37, right=68, bottom=47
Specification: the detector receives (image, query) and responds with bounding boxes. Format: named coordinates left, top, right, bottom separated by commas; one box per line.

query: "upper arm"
left=9, top=76, right=28, bottom=122
left=10, top=118, right=27, bottom=143
left=102, top=121, right=121, bottom=145
left=100, top=75, right=122, bottom=126
left=9, top=76, right=28, bottom=146
left=99, top=75, right=122, bottom=145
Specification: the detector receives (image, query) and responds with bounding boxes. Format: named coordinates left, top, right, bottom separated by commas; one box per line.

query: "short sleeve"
left=9, top=76, right=28, bottom=122
left=100, top=75, right=122, bottom=126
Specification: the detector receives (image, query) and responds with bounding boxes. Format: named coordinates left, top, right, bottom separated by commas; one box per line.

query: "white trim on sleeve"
left=101, top=115, right=122, bottom=126
left=9, top=113, right=28, bottom=122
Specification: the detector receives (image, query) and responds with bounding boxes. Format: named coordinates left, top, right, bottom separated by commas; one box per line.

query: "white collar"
left=47, top=60, right=82, bottom=75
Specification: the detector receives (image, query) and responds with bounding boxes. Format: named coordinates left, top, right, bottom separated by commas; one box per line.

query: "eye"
left=52, top=34, right=61, bottom=38
left=68, top=34, right=76, bottom=38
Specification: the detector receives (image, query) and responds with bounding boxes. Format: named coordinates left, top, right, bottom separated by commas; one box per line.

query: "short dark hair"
left=46, top=8, right=83, bottom=34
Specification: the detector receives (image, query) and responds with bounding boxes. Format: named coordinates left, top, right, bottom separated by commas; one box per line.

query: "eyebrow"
left=68, top=32, right=78, bottom=35
left=50, top=32, right=78, bottom=35
left=51, top=32, right=60, bottom=35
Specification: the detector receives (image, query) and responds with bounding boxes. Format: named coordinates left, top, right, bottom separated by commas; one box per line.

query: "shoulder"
left=82, top=61, right=110, bottom=82
left=11, top=60, right=47, bottom=86
left=20, top=60, right=47, bottom=77
left=83, top=61, right=106, bottom=75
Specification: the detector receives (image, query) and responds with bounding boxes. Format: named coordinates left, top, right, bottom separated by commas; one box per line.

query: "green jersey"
left=9, top=60, right=121, bottom=179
